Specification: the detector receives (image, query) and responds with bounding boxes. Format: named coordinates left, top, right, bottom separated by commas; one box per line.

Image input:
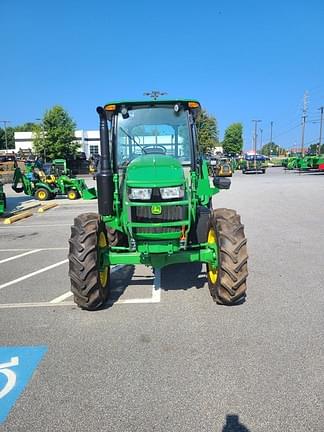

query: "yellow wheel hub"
left=38, top=191, right=46, bottom=200
left=207, top=228, right=218, bottom=284
left=98, top=231, right=108, bottom=287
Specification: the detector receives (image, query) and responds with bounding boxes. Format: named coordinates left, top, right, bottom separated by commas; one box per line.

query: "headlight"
left=129, top=188, right=152, bottom=200
left=160, top=186, right=184, bottom=200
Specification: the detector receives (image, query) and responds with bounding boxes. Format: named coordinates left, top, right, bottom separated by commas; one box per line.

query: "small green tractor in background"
left=241, top=155, right=267, bottom=174
left=12, top=159, right=96, bottom=201
left=208, top=157, right=233, bottom=177
left=68, top=99, right=248, bottom=310
left=0, top=183, right=6, bottom=215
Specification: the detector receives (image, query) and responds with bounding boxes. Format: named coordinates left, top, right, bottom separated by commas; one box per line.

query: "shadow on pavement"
left=161, top=262, right=207, bottom=291
left=222, top=414, right=251, bottom=432
left=5, top=195, right=37, bottom=212
left=106, top=265, right=135, bottom=306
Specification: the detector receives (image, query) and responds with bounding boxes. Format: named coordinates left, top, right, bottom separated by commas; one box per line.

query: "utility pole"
left=318, top=107, right=324, bottom=155
left=301, top=91, right=308, bottom=156
left=143, top=90, right=167, bottom=100
left=260, top=128, right=263, bottom=151
left=0, top=120, right=11, bottom=152
left=269, top=121, right=273, bottom=157
left=252, top=119, right=261, bottom=169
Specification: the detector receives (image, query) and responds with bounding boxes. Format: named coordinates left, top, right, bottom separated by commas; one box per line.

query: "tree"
left=0, top=127, right=15, bottom=150
left=196, top=109, right=219, bottom=153
left=0, top=122, right=38, bottom=151
left=308, top=143, right=324, bottom=155
left=33, top=105, right=79, bottom=160
left=14, top=122, right=38, bottom=132
left=261, top=142, right=285, bottom=157
left=222, top=123, right=243, bottom=155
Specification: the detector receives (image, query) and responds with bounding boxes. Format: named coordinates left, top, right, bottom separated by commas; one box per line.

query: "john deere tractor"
left=0, top=182, right=6, bottom=215
left=68, top=100, right=248, bottom=310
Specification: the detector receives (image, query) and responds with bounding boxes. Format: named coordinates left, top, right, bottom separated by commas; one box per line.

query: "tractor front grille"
left=131, top=205, right=186, bottom=235
left=131, top=205, right=186, bottom=223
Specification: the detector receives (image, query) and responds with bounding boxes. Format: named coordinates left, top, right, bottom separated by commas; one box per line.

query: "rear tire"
left=207, top=208, right=248, bottom=305
left=68, top=213, right=110, bottom=310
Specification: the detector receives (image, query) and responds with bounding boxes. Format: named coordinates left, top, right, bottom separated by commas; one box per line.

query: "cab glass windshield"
left=116, top=106, right=191, bottom=166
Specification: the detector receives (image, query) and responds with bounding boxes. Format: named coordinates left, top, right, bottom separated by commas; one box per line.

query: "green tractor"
left=12, top=160, right=96, bottom=201
left=241, top=155, right=267, bottom=174
left=68, top=100, right=248, bottom=310
left=0, top=183, right=6, bottom=215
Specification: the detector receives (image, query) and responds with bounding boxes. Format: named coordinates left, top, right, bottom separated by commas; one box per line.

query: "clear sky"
left=1, top=0, right=324, bottom=150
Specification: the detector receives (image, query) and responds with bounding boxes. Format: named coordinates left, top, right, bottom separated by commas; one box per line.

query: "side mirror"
left=213, top=176, right=231, bottom=189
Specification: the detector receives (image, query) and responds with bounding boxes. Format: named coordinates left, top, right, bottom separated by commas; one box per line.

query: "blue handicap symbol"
left=0, top=346, right=47, bottom=423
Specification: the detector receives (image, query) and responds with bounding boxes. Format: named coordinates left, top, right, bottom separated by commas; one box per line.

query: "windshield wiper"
left=120, top=127, right=147, bottom=154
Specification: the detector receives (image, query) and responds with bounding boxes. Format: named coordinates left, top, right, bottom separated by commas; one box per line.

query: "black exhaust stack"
left=96, top=106, right=114, bottom=216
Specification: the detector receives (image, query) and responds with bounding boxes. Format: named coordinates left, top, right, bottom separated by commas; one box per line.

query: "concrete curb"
left=3, top=211, right=33, bottom=224
left=38, top=203, right=59, bottom=213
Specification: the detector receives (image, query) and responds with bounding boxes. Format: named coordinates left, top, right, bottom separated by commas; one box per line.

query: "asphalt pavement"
left=0, top=169, right=323, bottom=431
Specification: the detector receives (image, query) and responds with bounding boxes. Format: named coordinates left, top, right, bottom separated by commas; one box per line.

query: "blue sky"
left=1, top=0, right=324, bottom=150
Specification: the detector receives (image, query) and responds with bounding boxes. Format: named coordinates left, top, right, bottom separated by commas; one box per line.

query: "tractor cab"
left=104, top=100, right=199, bottom=171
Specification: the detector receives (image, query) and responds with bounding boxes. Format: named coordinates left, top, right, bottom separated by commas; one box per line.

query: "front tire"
left=207, top=208, right=248, bottom=305
left=35, top=188, right=50, bottom=201
left=67, top=189, right=80, bottom=200
left=68, top=213, right=110, bottom=310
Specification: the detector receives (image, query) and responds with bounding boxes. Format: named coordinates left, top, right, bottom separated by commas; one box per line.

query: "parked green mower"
left=0, top=183, right=6, bottom=215
left=68, top=99, right=248, bottom=310
left=12, top=161, right=96, bottom=201
left=241, top=156, right=267, bottom=174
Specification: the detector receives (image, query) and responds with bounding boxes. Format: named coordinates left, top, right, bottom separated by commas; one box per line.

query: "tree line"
left=0, top=106, right=79, bottom=159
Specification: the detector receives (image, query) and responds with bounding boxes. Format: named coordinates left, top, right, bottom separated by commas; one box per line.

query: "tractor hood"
left=126, top=154, right=185, bottom=187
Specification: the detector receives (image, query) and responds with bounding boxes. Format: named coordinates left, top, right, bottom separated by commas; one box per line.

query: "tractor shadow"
left=107, top=265, right=136, bottom=305
left=161, top=262, right=207, bottom=291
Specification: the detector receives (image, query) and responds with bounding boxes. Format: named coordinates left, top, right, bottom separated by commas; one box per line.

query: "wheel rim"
left=38, top=190, right=46, bottom=200
left=98, top=231, right=108, bottom=287
left=207, top=228, right=218, bottom=284
left=69, top=191, right=76, bottom=199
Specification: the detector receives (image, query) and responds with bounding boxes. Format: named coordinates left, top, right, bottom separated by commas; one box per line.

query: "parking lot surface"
left=0, top=169, right=323, bottom=431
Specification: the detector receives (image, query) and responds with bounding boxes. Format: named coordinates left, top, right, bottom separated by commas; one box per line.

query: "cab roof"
left=103, top=99, right=201, bottom=110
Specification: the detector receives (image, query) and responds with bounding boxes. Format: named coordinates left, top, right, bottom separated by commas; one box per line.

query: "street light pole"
left=252, top=119, right=261, bottom=169
left=270, top=121, right=273, bottom=157
left=318, top=107, right=323, bottom=155
left=0, top=120, right=11, bottom=152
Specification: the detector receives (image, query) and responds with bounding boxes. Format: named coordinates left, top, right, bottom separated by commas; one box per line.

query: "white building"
left=14, top=130, right=100, bottom=158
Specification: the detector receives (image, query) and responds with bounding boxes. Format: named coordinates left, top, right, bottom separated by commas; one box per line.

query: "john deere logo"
left=151, top=205, right=162, bottom=215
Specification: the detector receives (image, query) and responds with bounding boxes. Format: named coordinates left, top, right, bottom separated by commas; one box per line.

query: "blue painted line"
left=0, top=346, right=47, bottom=424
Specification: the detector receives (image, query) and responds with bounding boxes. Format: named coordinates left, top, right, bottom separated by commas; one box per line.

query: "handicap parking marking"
left=0, top=346, right=47, bottom=424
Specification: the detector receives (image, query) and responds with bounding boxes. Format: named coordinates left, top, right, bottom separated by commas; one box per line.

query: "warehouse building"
left=14, top=130, right=100, bottom=158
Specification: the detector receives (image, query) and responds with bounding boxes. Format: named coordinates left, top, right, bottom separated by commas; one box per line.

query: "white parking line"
left=0, top=259, right=68, bottom=291
left=0, top=248, right=68, bottom=252
left=50, top=291, right=72, bottom=304
left=0, top=224, right=71, bottom=229
left=0, top=267, right=162, bottom=309
left=151, top=268, right=161, bottom=303
left=0, top=249, right=41, bottom=264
